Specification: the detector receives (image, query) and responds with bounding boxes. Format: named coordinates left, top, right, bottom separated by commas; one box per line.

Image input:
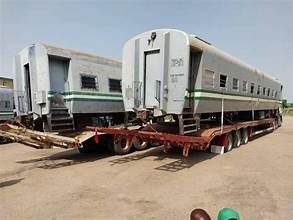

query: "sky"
left=0, top=0, right=292, bottom=101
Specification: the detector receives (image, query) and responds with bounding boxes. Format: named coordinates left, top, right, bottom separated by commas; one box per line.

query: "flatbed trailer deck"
left=0, top=117, right=279, bottom=157
left=90, top=117, right=277, bottom=156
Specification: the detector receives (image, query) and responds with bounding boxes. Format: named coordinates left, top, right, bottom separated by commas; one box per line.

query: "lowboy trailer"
left=87, top=117, right=280, bottom=157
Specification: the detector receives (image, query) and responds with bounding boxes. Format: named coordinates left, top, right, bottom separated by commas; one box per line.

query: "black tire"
left=275, top=118, right=280, bottom=129
left=148, top=140, right=161, bottom=147
left=277, top=116, right=282, bottom=127
left=113, top=137, right=132, bottom=155
left=233, top=130, right=241, bottom=148
left=241, top=128, right=249, bottom=145
left=224, top=133, right=233, bottom=152
left=132, top=137, right=148, bottom=150
left=106, top=136, right=115, bottom=154
left=273, top=119, right=277, bottom=130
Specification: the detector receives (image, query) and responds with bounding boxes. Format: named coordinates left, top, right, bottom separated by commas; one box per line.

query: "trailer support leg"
left=182, top=143, right=191, bottom=157
left=124, top=112, right=128, bottom=127
left=163, top=141, right=172, bottom=153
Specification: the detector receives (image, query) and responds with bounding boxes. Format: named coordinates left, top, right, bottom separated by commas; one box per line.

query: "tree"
left=282, top=99, right=288, bottom=108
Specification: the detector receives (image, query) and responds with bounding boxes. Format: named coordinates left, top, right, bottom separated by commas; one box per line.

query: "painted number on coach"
left=170, top=58, right=184, bottom=67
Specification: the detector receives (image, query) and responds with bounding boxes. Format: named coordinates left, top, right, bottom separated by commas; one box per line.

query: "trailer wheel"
left=273, top=119, right=277, bottom=130
left=233, top=130, right=241, bottom=148
left=113, top=137, right=132, bottom=155
left=149, top=141, right=161, bottom=147
left=241, top=128, right=249, bottom=145
left=106, top=136, right=115, bottom=154
left=132, top=137, right=148, bottom=150
left=224, top=133, right=233, bottom=152
left=277, top=116, right=282, bottom=127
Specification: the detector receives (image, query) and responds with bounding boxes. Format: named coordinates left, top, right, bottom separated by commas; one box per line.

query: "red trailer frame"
left=88, top=118, right=276, bottom=157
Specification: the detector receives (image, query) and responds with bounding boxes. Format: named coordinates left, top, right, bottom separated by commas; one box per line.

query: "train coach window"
left=242, top=81, right=248, bottom=93
left=263, top=87, right=266, bottom=96
left=232, top=78, right=239, bottom=91
left=0, top=101, right=10, bottom=109
left=220, top=74, right=227, bottom=88
left=109, top=78, right=122, bottom=92
left=267, top=88, right=270, bottom=96
left=250, top=83, right=255, bottom=94
left=257, top=85, right=261, bottom=95
left=203, top=69, right=214, bottom=88
left=4, top=101, right=10, bottom=108
left=81, top=75, right=98, bottom=90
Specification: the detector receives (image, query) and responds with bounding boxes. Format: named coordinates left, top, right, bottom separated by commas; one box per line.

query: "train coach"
left=0, top=86, right=14, bottom=122
left=14, top=43, right=124, bottom=132
left=122, top=29, right=283, bottom=135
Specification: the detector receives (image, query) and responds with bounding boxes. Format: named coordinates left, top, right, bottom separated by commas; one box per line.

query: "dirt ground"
left=0, top=117, right=293, bottom=220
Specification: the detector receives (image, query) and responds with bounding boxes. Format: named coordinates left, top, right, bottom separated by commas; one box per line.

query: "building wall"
left=0, top=77, right=13, bottom=89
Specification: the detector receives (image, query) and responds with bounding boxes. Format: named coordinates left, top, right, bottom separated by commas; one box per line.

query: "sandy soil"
left=0, top=117, right=293, bottom=220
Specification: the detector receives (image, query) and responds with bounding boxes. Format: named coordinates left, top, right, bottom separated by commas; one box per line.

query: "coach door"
left=143, top=49, right=163, bottom=109
left=49, top=57, right=69, bottom=94
left=187, top=50, right=202, bottom=108
left=24, top=63, right=32, bottom=112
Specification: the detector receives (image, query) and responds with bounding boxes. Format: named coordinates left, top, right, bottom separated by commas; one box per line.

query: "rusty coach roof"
left=42, top=43, right=121, bottom=67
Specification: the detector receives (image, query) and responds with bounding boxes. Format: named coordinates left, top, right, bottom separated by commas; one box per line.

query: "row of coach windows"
left=81, top=75, right=98, bottom=89
left=80, top=75, right=121, bottom=92
left=109, top=78, right=122, bottom=92
left=0, top=100, right=11, bottom=109
left=203, top=70, right=277, bottom=98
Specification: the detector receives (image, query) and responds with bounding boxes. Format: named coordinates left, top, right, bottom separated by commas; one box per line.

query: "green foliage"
left=283, top=107, right=293, bottom=116
left=282, top=99, right=288, bottom=108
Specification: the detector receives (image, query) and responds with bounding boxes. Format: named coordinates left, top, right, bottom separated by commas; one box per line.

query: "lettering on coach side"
left=170, top=58, right=184, bottom=67
left=170, top=74, right=184, bottom=83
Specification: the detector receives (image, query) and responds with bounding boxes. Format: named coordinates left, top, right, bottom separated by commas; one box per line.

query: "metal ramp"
left=0, top=123, right=80, bottom=149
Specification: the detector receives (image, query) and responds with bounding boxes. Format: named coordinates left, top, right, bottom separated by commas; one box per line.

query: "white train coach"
left=122, top=29, right=283, bottom=135
left=14, top=43, right=124, bottom=132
